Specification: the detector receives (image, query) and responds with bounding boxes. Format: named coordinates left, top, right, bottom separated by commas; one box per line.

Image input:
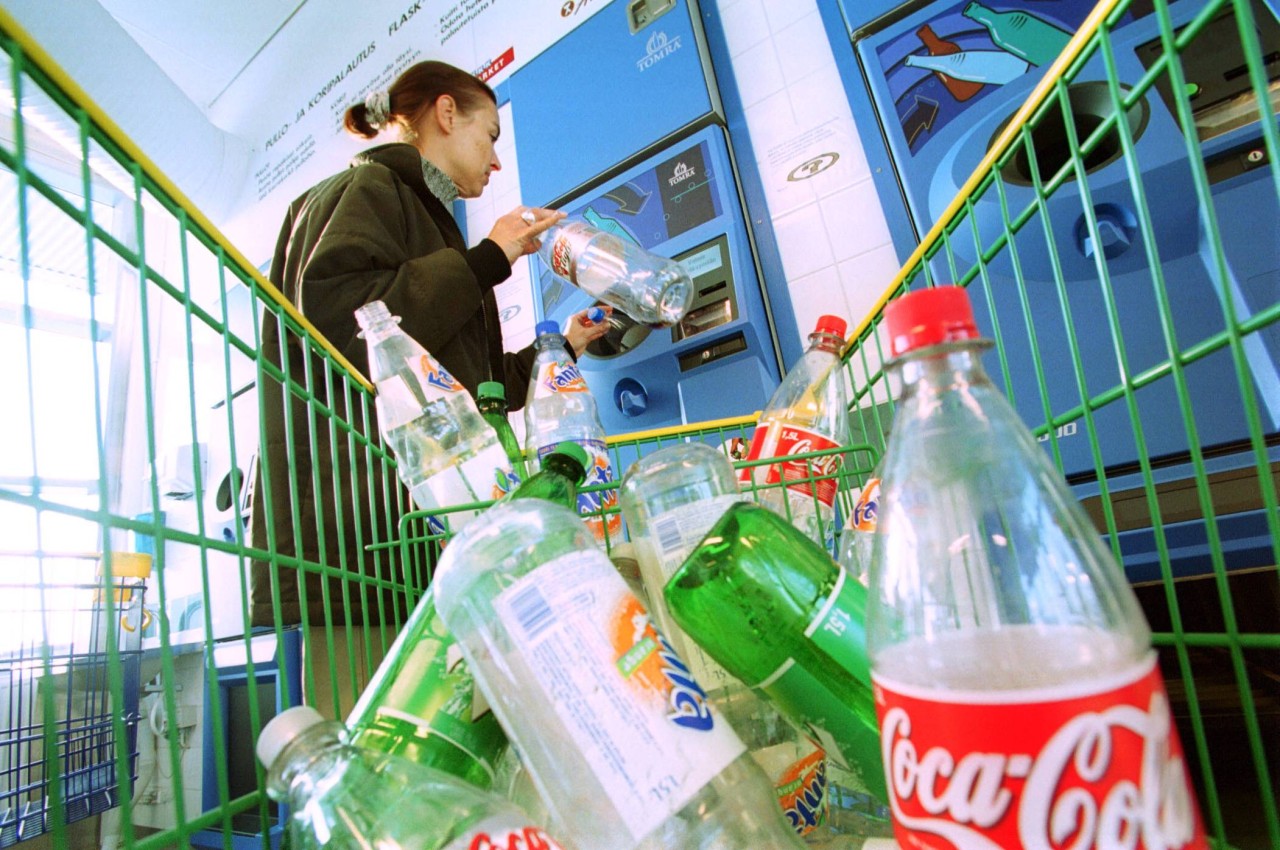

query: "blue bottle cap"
left=535, top=320, right=560, bottom=337
left=586, top=306, right=605, bottom=324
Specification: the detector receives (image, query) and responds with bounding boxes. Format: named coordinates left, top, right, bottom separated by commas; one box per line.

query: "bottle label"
left=495, top=550, right=746, bottom=842
left=409, top=354, right=464, bottom=395
left=803, top=566, right=870, bottom=685
left=849, top=477, right=880, bottom=532
left=536, top=439, right=621, bottom=541
left=739, top=423, right=843, bottom=508
left=534, top=361, right=589, bottom=396
left=439, top=816, right=566, bottom=850
left=757, top=742, right=829, bottom=836
left=872, top=653, right=1207, bottom=850
left=546, top=223, right=592, bottom=284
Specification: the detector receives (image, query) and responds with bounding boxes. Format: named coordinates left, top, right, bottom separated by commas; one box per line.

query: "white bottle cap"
left=256, top=705, right=326, bottom=770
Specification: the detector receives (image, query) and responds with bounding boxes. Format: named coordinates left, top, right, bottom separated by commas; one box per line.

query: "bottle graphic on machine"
left=963, top=1, right=1073, bottom=67
left=738, top=314, right=850, bottom=553
left=355, top=301, right=517, bottom=536
left=523, top=320, right=621, bottom=542
left=431, top=498, right=808, bottom=850
left=258, top=706, right=566, bottom=850
left=537, top=218, right=694, bottom=327
left=915, top=24, right=984, bottom=101
left=867, top=286, right=1206, bottom=849
left=904, top=49, right=1030, bottom=85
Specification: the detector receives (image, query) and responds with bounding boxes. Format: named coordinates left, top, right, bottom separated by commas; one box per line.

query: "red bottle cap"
left=813, top=314, right=847, bottom=339
left=884, top=286, right=980, bottom=358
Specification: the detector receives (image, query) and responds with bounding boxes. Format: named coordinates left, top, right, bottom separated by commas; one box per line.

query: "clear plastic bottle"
left=867, top=286, right=1206, bottom=849
left=431, top=499, right=807, bottom=850
left=477, top=380, right=528, bottom=484
left=538, top=219, right=694, bottom=327
left=620, top=442, right=836, bottom=839
left=523, top=320, right=621, bottom=541
left=355, top=301, right=516, bottom=535
left=834, top=470, right=881, bottom=587
left=257, top=706, right=566, bottom=850
left=740, top=315, right=850, bottom=553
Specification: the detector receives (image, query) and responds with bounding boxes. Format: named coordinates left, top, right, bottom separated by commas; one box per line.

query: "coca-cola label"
left=873, top=654, right=1207, bottom=850
left=804, top=566, right=870, bottom=685
left=548, top=232, right=575, bottom=281
left=739, top=423, right=842, bottom=507
left=439, top=816, right=567, bottom=850
left=850, top=477, right=880, bottom=533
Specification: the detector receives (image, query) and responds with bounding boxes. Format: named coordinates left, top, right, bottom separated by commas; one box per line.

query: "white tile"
left=820, top=180, right=893, bottom=264
left=773, top=11, right=831, bottom=89
left=772, top=203, right=836, bottom=282
left=719, top=0, right=771, bottom=57
left=744, top=91, right=820, bottom=218
left=762, top=0, right=816, bottom=32
left=838, top=243, right=906, bottom=330
left=785, top=264, right=850, bottom=351
left=732, top=37, right=785, bottom=109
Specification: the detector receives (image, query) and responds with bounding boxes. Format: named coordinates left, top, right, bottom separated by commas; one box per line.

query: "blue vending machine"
left=841, top=0, right=1280, bottom=579
left=505, top=0, right=785, bottom=438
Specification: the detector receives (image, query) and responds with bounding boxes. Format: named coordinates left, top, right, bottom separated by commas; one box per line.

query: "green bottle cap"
left=477, top=381, right=505, bottom=401
left=552, top=440, right=590, bottom=472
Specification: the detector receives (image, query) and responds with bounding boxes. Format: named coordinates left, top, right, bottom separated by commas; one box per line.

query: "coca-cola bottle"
left=867, top=286, right=1206, bottom=849
left=740, top=315, right=850, bottom=552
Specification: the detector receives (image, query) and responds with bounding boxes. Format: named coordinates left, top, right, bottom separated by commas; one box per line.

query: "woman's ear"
left=434, top=94, right=457, bottom=133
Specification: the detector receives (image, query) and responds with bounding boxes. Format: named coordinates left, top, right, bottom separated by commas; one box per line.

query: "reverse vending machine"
left=505, top=0, right=785, bottom=435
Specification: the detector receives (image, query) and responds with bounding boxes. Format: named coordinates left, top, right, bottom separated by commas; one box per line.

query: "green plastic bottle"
left=500, top=441, right=588, bottom=507
left=477, top=380, right=528, bottom=483
left=963, top=1, right=1072, bottom=67
left=663, top=501, right=887, bottom=803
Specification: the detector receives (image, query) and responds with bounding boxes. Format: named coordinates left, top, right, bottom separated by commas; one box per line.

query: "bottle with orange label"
left=868, top=287, right=1207, bottom=849
left=836, top=468, right=882, bottom=587
left=431, top=498, right=807, bottom=850
left=740, top=315, right=850, bottom=553
left=523, top=320, right=621, bottom=542
left=355, top=301, right=519, bottom=536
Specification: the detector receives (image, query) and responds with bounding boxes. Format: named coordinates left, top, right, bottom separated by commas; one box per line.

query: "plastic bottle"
left=620, top=443, right=836, bottom=838
left=477, top=380, right=527, bottom=484
left=523, top=320, right=621, bottom=541
left=355, top=301, right=517, bottom=535
left=962, top=1, right=1073, bottom=67
left=903, top=50, right=1030, bottom=85
left=257, top=706, right=566, bottom=850
left=431, top=499, right=807, bottom=850
left=739, top=315, right=850, bottom=553
left=663, top=501, right=888, bottom=806
left=344, top=589, right=507, bottom=790
left=915, top=24, right=983, bottom=101
left=835, top=471, right=881, bottom=587
left=538, top=219, right=694, bottom=327
left=867, top=286, right=1206, bottom=849
left=499, top=440, right=588, bottom=507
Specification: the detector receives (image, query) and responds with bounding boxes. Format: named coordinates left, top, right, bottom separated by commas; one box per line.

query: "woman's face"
left=443, top=99, right=502, bottom=199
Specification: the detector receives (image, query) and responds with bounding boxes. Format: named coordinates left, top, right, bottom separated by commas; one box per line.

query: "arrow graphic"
left=903, top=94, right=941, bottom=148
left=602, top=181, right=652, bottom=215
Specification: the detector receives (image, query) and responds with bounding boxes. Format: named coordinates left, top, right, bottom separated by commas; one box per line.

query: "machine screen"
left=671, top=235, right=736, bottom=342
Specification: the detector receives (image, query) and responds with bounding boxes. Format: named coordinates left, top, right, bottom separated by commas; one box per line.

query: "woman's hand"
left=489, top=206, right=565, bottom=264
left=563, top=305, right=614, bottom=358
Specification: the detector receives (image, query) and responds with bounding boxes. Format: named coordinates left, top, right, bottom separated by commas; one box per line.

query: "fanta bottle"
left=740, top=315, right=850, bottom=553
left=868, top=287, right=1206, bottom=849
left=523, top=320, right=621, bottom=541
left=431, top=499, right=808, bottom=850
left=356, top=302, right=519, bottom=536
left=836, top=466, right=882, bottom=587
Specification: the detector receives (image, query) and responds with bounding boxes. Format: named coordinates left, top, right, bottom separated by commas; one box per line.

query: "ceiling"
left=95, top=0, right=308, bottom=111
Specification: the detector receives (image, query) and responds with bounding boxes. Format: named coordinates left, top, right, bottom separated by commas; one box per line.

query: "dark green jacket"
left=249, top=143, right=537, bottom=627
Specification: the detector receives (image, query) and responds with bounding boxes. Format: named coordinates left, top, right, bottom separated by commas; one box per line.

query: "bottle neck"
left=265, top=721, right=348, bottom=802
left=360, top=319, right=404, bottom=346
left=807, top=330, right=845, bottom=355
left=535, top=333, right=567, bottom=353
left=478, top=396, right=507, bottom=417
left=543, top=455, right=585, bottom=485
left=892, top=341, right=993, bottom=402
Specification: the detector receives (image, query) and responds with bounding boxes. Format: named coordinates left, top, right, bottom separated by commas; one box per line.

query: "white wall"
left=716, top=0, right=904, bottom=353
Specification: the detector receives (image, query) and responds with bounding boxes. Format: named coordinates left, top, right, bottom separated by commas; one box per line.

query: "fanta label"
left=774, top=747, right=828, bottom=836
left=537, top=439, right=620, bottom=542
left=495, top=551, right=744, bottom=842
left=414, top=355, right=463, bottom=394
left=536, top=362, right=589, bottom=396
left=873, top=654, right=1208, bottom=850
left=740, top=423, right=842, bottom=508
left=439, top=817, right=566, bottom=850
left=851, top=477, right=879, bottom=533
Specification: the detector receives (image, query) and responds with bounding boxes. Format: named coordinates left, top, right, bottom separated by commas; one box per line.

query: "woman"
left=250, top=61, right=607, bottom=638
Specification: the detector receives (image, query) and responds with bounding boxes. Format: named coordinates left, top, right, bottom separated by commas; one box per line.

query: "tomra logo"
left=668, top=161, right=695, bottom=187
left=637, top=30, right=682, bottom=71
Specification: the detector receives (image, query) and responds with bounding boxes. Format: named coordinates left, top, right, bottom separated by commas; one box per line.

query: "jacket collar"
left=351, top=143, right=455, bottom=222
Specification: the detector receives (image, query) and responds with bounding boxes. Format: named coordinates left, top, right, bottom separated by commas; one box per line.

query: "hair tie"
left=364, top=90, right=391, bottom=129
